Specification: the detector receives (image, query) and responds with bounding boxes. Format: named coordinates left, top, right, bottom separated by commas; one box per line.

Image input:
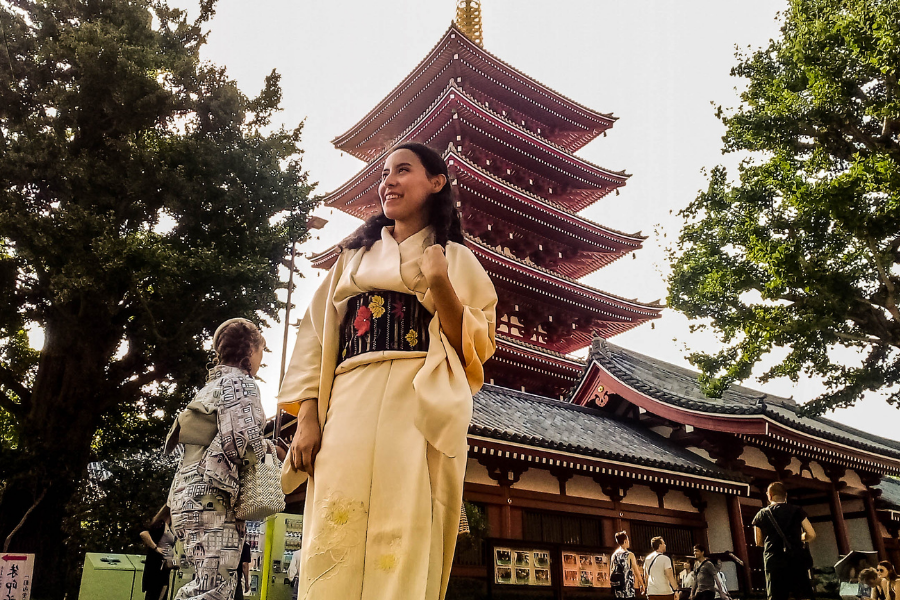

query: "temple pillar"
left=728, top=496, right=753, bottom=593
left=828, top=484, right=851, bottom=555
left=864, top=492, right=887, bottom=559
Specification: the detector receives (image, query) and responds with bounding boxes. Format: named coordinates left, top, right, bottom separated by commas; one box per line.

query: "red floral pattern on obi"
left=391, top=298, right=406, bottom=319
left=354, top=305, right=372, bottom=337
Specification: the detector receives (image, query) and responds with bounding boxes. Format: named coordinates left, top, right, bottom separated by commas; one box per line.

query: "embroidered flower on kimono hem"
left=405, top=329, right=418, bottom=347
left=354, top=305, right=372, bottom=337
left=368, top=295, right=385, bottom=318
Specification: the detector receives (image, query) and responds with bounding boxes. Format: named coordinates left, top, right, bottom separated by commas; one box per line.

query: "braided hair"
left=341, top=142, right=465, bottom=251
left=211, top=318, right=264, bottom=377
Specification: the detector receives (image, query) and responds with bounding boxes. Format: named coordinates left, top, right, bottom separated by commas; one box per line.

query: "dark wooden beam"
left=864, top=492, right=888, bottom=560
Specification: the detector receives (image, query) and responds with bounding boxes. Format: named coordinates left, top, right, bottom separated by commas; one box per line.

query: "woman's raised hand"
left=289, top=400, right=321, bottom=477
left=420, top=244, right=449, bottom=285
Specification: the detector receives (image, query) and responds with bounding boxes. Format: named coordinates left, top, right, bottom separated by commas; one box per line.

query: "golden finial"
left=455, top=0, right=483, bottom=48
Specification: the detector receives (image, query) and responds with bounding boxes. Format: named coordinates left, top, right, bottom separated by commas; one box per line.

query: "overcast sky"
left=176, top=0, right=899, bottom=441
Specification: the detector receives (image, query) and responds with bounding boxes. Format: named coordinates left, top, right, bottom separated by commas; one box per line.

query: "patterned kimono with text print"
left=167, top=365, right=267, bottom=600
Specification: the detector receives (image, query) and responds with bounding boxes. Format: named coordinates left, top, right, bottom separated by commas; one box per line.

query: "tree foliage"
left=668, top=0, right=900, bottom=415
left=0, top=0, right=315, bottom=596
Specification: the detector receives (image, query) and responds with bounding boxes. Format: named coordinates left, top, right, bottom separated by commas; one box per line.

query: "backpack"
left=610, top=550, right=628, bottom=591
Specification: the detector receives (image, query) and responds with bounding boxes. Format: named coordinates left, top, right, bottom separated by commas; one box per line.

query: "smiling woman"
left=277, top=143, right=498, bottom=600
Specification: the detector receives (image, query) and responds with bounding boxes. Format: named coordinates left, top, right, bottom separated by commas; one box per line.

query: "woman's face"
left=378, top=149, right=446, bottom=224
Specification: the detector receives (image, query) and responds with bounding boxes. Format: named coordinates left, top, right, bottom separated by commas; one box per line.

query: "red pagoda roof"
left=333, top=23, right=617, bottom=161
left=490, top=337, right=585, bottom=397
left=468, top=235, right=662, bottom=352
left=324, top=83, right=628, bottom=215
left=447, top=150, right=644, bottom=279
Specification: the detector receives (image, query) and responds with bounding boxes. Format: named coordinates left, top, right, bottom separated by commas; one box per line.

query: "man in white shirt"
left=644, top=537, right=680, bottom=600
left=287, top=549, right=302, bottom=600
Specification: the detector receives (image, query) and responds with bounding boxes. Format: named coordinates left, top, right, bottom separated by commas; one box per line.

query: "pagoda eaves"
left=332, top=23, right=618, bottom=161
left=324, top=82, right=629, bottom=215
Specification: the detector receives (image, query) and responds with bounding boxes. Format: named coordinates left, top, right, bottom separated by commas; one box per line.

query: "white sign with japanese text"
left=0, top=554, right=34, bottom=600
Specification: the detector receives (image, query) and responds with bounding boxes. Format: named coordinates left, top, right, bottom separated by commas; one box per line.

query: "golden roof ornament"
left=455, top=0, right=483, bottom=47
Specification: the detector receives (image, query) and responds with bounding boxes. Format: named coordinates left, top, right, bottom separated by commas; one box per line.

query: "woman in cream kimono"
left=278, top=142, right=497, bottom=600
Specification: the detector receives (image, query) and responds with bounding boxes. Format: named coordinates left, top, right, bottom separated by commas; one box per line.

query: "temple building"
left=277, top=6, right=900, bottom=599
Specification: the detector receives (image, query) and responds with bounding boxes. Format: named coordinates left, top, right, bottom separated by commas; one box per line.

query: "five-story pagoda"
left=311, top=5, right=662, bottom=397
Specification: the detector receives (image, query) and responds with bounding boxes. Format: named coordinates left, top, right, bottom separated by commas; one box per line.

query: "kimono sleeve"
left=277, top=254, right=342, bottom=416
left=447, top=243, right=498, bottom=394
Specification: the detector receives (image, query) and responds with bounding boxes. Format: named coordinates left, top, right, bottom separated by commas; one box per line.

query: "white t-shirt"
left=645, top=552, right=675, bottom=595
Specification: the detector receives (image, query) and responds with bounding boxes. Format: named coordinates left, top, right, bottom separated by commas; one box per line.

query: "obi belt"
left=339, top=291, right=431, bottom=364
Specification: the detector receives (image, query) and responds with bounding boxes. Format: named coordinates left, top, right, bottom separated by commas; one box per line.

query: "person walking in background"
left=680, top=559, right=697, bottom=600
left=139, top=505, right=176, bottom=600
left=752, top=482, right=817, bottom=600
left=609, top=531, right=645, bottom=599
left=287, top=549, right=301, bottom=600
left=691, top=545, right=730, bottom=600
left=234, top=542, right=251, bottom=600
left=165, top=318, right=270, bottom=600
left=644, top=536, right=679, bottom=600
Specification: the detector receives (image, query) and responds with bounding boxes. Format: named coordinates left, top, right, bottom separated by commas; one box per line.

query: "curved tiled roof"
left=472, top=384, right=747, bottom=484
left=586, top=339, right=900, bottom=461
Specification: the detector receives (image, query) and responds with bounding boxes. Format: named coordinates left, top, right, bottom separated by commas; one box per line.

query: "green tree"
left=668, top=0, right=900, bottom=415
left=0, top=0, right=315, bottom=596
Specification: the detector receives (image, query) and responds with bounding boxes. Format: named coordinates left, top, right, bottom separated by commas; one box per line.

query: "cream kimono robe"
left=278, top=226, right=497, bottom=600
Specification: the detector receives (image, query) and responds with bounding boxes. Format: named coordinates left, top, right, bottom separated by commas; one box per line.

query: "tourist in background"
left=234, top=542, right=251, bottom=600
left=164, top=318, right=270, bottom=599
left=610, top=531, right=645, bottom=599
left=287, top=549, right=301, bottom=600
left=680, top=558, right=697, bottom=599
left=139, top=505, right=176, bottom=600
left=644, top=536, right=679, bottom=600
left=691, top=544, right=730, bottom=600
left=876, top=562, right=900, bottom=600
left=752, top=482, right=817, bottom=600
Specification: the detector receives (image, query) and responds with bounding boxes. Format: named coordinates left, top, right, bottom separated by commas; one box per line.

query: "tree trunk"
left=0, top=316, right=116, bottom=599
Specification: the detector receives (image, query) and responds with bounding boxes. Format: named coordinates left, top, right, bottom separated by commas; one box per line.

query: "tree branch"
left=0, top=362, right=31, bottom=408
left=0, top=388, right=22, bottom=417
left=866, top=236, right=900, bottom=323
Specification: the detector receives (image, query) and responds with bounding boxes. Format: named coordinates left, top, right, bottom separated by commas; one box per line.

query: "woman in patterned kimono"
left=278, top=142, right=498, bottom=600
left=164, top=318, right=268, bottom=600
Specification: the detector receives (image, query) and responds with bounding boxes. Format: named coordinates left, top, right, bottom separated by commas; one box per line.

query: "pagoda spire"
left=455, top=0, right=483, bottom=47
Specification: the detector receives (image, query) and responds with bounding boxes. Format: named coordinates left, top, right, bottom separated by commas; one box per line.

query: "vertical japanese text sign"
left=0, top=554, right=34, bottom=600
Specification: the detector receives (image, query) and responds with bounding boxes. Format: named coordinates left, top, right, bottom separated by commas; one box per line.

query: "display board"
left=493, top=547, right=552, bottom=586
left=562, top=552, right=610, bottom=588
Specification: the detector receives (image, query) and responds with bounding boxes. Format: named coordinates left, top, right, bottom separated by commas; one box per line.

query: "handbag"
left=235, top=446, right=286, bottom=521
left=764, top=507, right=814, bottom=570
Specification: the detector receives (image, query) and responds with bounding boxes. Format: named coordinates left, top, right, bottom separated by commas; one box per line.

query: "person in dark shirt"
left=751, top=482, right=817, bottom=600
left=234, top=542, right=251, bottom=600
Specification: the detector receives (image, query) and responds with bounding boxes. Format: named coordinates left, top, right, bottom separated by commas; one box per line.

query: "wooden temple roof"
left=491, top=336, right=585, bottom=396
left=449, top=151, right=644, bottom=279
left=570, top=337, right=900, bottom=475
left=332, top=23, right=617, bottom=161
left=323, top=83, right=629, bottom=216
left=268, top=382, right=750, bottom=496
left=468, top=235, right=662, bottom=349
left=471, top=384, right=750, bottom=495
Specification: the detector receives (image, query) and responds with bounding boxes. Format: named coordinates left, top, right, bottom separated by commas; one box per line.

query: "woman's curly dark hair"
left=211, top=318, right=264, bottom=377
left=341, top=142, right=465, bottom=251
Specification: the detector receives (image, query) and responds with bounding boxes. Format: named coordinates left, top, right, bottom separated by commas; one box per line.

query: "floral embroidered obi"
left=338, top=291, right=432, bottom=364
